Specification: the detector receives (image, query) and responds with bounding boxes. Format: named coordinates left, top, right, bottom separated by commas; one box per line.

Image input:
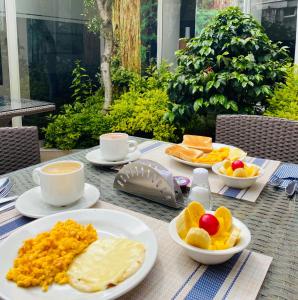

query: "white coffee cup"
left=100, top=133, right=138, bottom=161
left=32, top=160, right=84, bottom=206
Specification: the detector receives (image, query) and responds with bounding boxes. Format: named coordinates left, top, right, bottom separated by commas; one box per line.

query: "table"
left=4, top=138, right=298, bottom=299
left=0, top=97, right=55, bottom=124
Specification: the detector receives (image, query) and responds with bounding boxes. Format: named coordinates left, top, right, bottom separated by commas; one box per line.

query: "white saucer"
left=85, top=148, right=141, bottom=166
left=16, top=183, right=100, bottom=218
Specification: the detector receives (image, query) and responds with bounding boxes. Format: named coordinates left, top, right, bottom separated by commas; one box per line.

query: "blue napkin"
left=269, top=163, right=298, bottom=188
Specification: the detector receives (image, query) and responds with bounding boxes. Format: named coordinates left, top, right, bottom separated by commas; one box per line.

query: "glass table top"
left=0, top=96, right=54, bottom=113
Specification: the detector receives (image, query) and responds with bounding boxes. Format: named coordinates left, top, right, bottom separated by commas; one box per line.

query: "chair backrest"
left=0, top=126, right=40, bottom=175
left=216, top=115, right=298, bottom=164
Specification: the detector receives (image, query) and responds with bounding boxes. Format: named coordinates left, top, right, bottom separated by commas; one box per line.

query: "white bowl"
left=212, top=162, right=264, bottom=189
left=169, top=212, right=251, bottom=265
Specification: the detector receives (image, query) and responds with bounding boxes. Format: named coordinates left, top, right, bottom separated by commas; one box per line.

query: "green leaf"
left=229, top=101, right=238, bottom=111
left=168, top=111, right=175, bottom=123
left=194, top=98, right=204, bottom=112
left=206, top=81, right=214, bottom=91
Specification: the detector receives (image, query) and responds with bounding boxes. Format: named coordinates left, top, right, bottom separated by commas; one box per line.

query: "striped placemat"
left=0, top=200, right=272, bottom=300
left=105, top=202, right=272, bottom=300
left=105, top=202, right=272, bottom=299
left=140, top=141, right=280, bottom=203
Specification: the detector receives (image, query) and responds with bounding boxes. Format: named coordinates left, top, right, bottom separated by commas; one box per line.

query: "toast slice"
left=165, top=144, right=203, bottom=162
left=182, top=135, right=213, bottom=153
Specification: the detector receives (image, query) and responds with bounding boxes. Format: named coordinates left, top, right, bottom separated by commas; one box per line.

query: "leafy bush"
left=265, top=66, right=298, bottom=120
left=108, top=89, right=178, bottom=142
left=44, top=91, right=110, bottom=150
left=167, top=7, right=291, bottom=126
left=70, top=60, right=96, bottom=103
left=44, top=61, right=177, bottom=149
left=111, top=57, right=138, bottom=98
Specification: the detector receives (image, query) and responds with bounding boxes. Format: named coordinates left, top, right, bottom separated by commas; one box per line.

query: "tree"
left=113, top=0, right=141, bottom=73
left=84, top=0, right=113, bottom=111
left=167, top=7, right=291, bottom=126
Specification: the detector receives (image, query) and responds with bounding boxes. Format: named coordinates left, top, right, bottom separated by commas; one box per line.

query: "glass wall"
left=251, top=0, right=297, bottom=59
left=159, top=0, right=297, bottom=64
left=13, top=0, right=101, bottom=129
left=16, top=0, right=100, bottom=107
left=141, top=0, right=158, bottom=69
left=0, top=0, right=10, bottom=98
left=195, top=0, right=244, bottom=35
left=180, top=0, right=196, bottom=39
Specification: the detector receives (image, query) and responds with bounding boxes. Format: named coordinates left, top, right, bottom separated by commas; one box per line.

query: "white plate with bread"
left=165, top=135, right=246, bottom=168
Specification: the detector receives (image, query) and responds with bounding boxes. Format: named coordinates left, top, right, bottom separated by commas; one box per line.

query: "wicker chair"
left=216, top=115, right=298, bottom=164
left=0, top=126, right=40, bottom=175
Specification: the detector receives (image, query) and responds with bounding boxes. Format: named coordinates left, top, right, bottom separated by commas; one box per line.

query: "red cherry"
left=199, top=214, right=219, bottom=236
left=231, top=160, right=244, bottom=171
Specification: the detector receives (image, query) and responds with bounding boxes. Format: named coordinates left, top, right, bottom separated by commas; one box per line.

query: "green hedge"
left=265, top=66, right=298, bottom=120
left=108, top=89, right=178, bottom=142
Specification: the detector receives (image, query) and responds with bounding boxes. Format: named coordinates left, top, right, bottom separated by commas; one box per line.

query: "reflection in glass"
left=195, top=0, right=243, bottom=35
left=141, top=0, right=157, bottom=69
left=251, top=0, right=297, bottom=59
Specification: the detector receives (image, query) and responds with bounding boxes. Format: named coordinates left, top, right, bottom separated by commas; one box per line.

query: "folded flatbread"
left=182, top=135, right=213, bottom=153
left=165, top=144, right=203, bottom=162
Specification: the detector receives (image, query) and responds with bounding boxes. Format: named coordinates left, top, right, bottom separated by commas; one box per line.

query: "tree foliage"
left=167, top=7, right=291, bottom=126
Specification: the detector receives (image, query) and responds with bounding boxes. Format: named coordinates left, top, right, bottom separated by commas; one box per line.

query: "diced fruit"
left=233, top=168, right=246, bottom=177
left=223, top=159, right=231, bottom=169
left=231, top=160, right=244, bottom=170
left=245, top=165, right=259, bottom=177
left=188, top=201, right=205, bottom=223
left=185, top=227, right=211, bottom=249
left=213, top=240, right=227, bottom=250
left=219, top=166, right=226, bottom=174
left=212, top=216, right=225, bottom=237
left=225, top=226, right=241, bottom=248
left=175, top=202, right=241, bottom=251
left=221, top=159, right=260, bottom=178
left=214, top=206, right=232, bottom=231
left=228, top=148, right=246, bottom=161
left=176, top=208, right=197, bottom=239
left=226, top=166, right=234, bottom=176
left=199, top=214, right=220, bottom=236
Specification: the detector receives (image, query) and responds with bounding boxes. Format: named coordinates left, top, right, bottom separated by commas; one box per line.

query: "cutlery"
left=0, top=181, right=13, bottom=198
left=285, top=181, right=297, bottom=198
left=269, top=176, right=283, bottom=188
left=0, top=195, right=18, bottom=204
left=0, top=177, right=9, bottom=192
left=269, top=176, right=298, bottom=188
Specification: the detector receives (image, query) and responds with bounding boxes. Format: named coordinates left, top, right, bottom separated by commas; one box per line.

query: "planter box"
left=40, top=147, right=83, bottom=162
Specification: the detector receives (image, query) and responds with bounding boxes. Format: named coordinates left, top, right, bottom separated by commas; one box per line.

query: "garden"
left=44, top=7, right=297, bottom=151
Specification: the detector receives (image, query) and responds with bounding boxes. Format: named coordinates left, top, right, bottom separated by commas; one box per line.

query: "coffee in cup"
left=32, top=160, right=84, bottom=206
left=100, top=133, right=138, bottom=161
left=42, top=162, right=81, bottom=174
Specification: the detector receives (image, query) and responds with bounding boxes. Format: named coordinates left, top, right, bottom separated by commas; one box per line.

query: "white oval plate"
left=0, top=209, right=158, bottom=300
left=16, top=183, right=100, bottom=218
left=86, top=148, right=141, bottom=166
left=165, top=143, right=246, bottom=168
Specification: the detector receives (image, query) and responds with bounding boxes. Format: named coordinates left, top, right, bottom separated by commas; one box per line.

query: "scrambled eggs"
left=6, top=219, right=97, bottom=291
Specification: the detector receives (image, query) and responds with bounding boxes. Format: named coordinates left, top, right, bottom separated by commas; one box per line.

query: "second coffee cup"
left=99, top=133, right=138, bottom=161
